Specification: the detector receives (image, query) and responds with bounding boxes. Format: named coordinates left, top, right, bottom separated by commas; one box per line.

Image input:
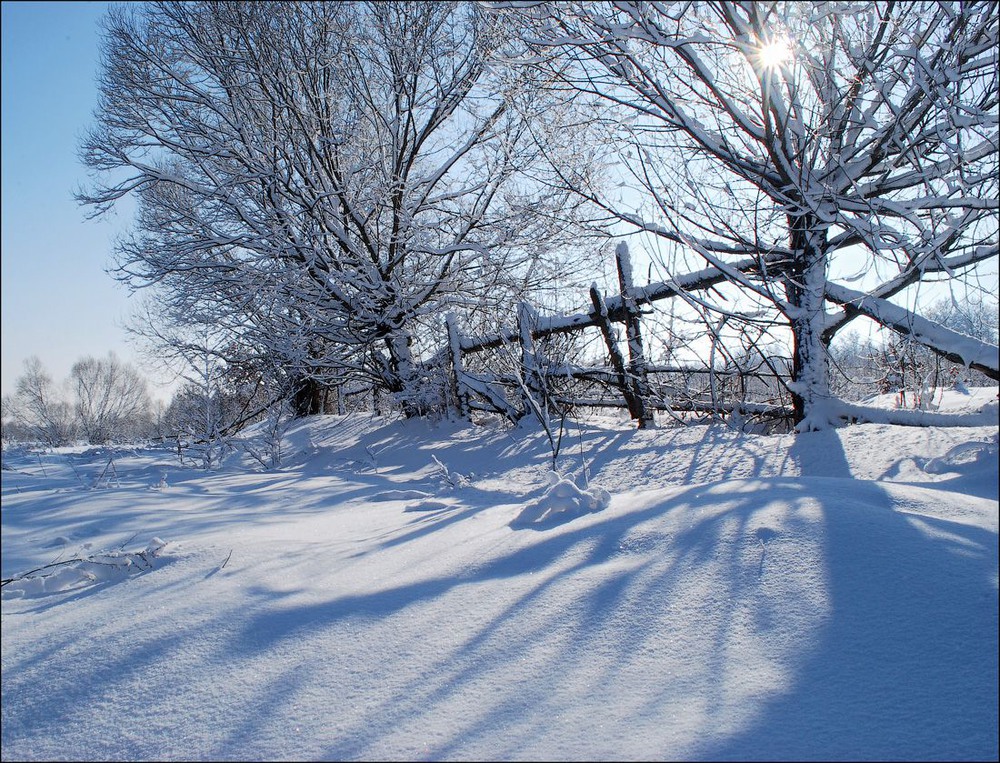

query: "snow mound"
left=924, top=436, right=999, bottom=474
left=511, top=471, right=611, bottom=528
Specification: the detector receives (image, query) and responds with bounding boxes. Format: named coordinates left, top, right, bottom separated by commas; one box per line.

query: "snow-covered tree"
left=8, top=357, right=77, bottom=446
left=71, top=353, right=152, bottom=444
left=161, top=382, right=227, bottom=469
left=506, top=0, right=999, bottom=429
left=80, top=0, right=597, bottom=416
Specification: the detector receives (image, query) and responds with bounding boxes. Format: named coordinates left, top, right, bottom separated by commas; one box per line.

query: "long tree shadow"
left=698, top=428, right=999, bottom=761
left=184, top=424, right=996, bottom=761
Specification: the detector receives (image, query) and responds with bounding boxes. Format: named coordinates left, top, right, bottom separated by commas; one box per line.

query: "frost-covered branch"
left=825, top=283, right=1000, bottom=380
left=80, top=1, right=599, bottom=416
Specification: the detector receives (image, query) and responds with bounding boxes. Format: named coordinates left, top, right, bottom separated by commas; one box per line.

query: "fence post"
left=590, top=283, right=644, bottom=422
left=517, top=302, right=549, bottom=429
left=446, top=313, right=469, bottom=419
left=616, top=242, right=655, bottom=428
left=517, top=301, right=542, bottom=412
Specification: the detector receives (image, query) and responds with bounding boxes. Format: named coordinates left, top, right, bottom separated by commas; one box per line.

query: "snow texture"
left=2, top=387, right=998, bottom=761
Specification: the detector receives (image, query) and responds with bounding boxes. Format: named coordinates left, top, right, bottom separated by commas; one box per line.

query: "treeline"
left=3, top=355, right=149, bottom=446
left=1, top=353, right=267, bottom=449
left=830, top=298, right=999, bottom=404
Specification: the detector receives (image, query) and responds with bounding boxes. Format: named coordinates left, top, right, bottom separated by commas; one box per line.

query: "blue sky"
left=1, top=1, right=170, bottom=400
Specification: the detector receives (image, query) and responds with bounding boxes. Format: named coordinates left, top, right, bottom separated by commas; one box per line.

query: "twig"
left=65, top=453, right=87, bottom=488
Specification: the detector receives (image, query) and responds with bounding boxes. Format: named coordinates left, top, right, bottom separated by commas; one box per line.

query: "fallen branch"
left=1, top=538, right=168, bottom=589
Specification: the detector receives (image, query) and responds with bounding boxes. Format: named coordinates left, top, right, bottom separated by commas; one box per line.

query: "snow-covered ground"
left=2, top=388, right=998, bottom=761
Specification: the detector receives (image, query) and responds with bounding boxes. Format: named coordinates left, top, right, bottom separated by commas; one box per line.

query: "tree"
left=161, top=383, right=227, bottom=468
left=507, top=0, right=999, bottom=429
left=8, top=357, right=77, bottom=446
left=71, top=353, right=152, bottom=444
left=80, top=0, right=597, bottom=416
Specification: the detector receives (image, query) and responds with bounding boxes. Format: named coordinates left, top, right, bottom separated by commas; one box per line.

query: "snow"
left=2, top=388, right=998, bottom=761
left=510, top=471, right=612, bottom=528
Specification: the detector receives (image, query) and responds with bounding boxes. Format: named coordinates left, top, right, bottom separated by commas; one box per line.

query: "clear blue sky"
left=1, top=1, right=171, bottom=400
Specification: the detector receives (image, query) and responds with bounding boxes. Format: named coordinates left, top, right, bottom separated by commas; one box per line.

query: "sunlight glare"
left=756, top=36, right=793, bottom=71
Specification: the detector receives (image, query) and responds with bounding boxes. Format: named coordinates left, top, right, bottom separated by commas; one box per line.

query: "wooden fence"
left=440, top=243, right=793, bottom=428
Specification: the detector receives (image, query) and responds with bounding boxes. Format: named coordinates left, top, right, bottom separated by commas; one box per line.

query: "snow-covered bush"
left=512, top=470, right=612, bottom=528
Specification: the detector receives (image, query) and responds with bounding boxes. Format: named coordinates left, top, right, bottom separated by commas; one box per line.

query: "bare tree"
left=9, top=357, right=77, bottom=446
left=80, top=1, right=597, bottom=416
left=71, top=353, right=152, bottom=444
left=506, top=0, right=998, bottom=429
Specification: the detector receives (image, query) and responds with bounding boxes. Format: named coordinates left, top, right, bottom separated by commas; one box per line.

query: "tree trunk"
left=292, top=378, right=324, bottom=418
left=384, top=331, right=422, bottom=418
left=517, top=301, right=543, bottom=418
left=446, top=313, right=469, bottom=419
left=785, top=215, right=832, bottom=430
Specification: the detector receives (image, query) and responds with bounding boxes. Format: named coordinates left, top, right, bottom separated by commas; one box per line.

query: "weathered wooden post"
left=616, top=242, right=655, bottom=428
left=590, top=282, right=643, bottom=421
left=517, top=301, right=542, bottom=414
left=517, top=302, right=538, bottom=376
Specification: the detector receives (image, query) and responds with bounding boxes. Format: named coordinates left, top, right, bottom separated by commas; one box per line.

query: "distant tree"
left=924, top=297, right=999, bottom=347
left=9, top=357, right=77, bottom=446
left=1, top=394, right=28, bottom=447
left=71, top=353, right=152, bottom=444
left=829, top=330, right=881, bottom=401
left=884, top=297, right=1000, bottom=401
left=831, top=297, right=999, bottom=403
left=128, top=301, right=288, bottom=439
left=161, top=382, right=229, bottom=468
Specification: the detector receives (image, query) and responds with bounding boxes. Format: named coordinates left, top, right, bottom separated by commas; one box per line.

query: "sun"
left=755, top=35, right=793, bottom=71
